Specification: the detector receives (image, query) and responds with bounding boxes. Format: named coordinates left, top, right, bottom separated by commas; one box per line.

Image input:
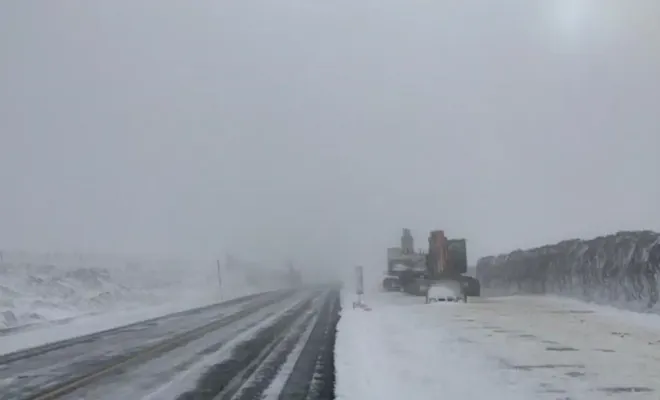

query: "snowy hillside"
left=0, top=251, right=290, bottom=330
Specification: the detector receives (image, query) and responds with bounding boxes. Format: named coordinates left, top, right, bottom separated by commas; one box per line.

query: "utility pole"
left=216, top=259, right=223, bottom=301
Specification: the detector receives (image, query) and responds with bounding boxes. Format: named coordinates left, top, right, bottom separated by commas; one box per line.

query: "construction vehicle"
left=424, top=230, right=481, bottom=302
left=383, top=229, right=481, bottom=301
left=382, top=229, right=426, bottom=292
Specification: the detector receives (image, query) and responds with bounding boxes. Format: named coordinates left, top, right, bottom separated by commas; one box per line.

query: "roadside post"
left=353, top=265, right=371, bottom=310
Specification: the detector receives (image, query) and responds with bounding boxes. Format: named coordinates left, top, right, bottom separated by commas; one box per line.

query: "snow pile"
left=476, top=230, right=660, bottom=311
left=0, top=251, right=291, bottom=330
left=426, top=280, right=462, bottom=300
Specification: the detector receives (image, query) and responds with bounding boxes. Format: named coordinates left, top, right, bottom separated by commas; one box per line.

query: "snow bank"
left=476, top=230, right=660, bottom=312
left=0, top=251, right=290, bottom=331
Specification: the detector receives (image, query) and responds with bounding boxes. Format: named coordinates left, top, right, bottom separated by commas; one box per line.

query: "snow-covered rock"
left=476, top=231, right=660, bottom=311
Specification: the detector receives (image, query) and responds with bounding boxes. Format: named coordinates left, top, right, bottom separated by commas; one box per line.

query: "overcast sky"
left=1, top=1, right=658, bottom=273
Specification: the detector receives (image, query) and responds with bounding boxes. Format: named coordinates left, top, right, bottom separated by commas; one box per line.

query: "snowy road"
left=336, top=292, right=660, bottom=400
left=0, top=287, right=340, bottom=400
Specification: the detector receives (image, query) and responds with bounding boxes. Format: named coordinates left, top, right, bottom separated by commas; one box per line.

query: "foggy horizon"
left=2, top=1, right=659, bottom=271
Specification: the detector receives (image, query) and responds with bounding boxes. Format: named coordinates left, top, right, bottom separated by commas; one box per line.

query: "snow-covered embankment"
left=476, top=230, right=660, bottom=311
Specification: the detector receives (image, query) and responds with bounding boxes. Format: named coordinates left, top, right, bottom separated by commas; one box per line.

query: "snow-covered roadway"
left=71, top=290, right=317, bottom=400
left=0, top=287, right=341, bottom=400
left=0, top=291, right=291, bottom=399
left=336, top=292, right=660, bottom=399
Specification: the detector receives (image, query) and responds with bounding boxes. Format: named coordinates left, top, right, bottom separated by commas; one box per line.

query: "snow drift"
left=476, top=230, right=660, bottom=311
left=0, top=251, right=292, bottom=330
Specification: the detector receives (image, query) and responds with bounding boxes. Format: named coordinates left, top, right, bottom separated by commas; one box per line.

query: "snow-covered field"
left=336, top=290, right=660, bottom=399
left=0, top=251, right=290, bottom=353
